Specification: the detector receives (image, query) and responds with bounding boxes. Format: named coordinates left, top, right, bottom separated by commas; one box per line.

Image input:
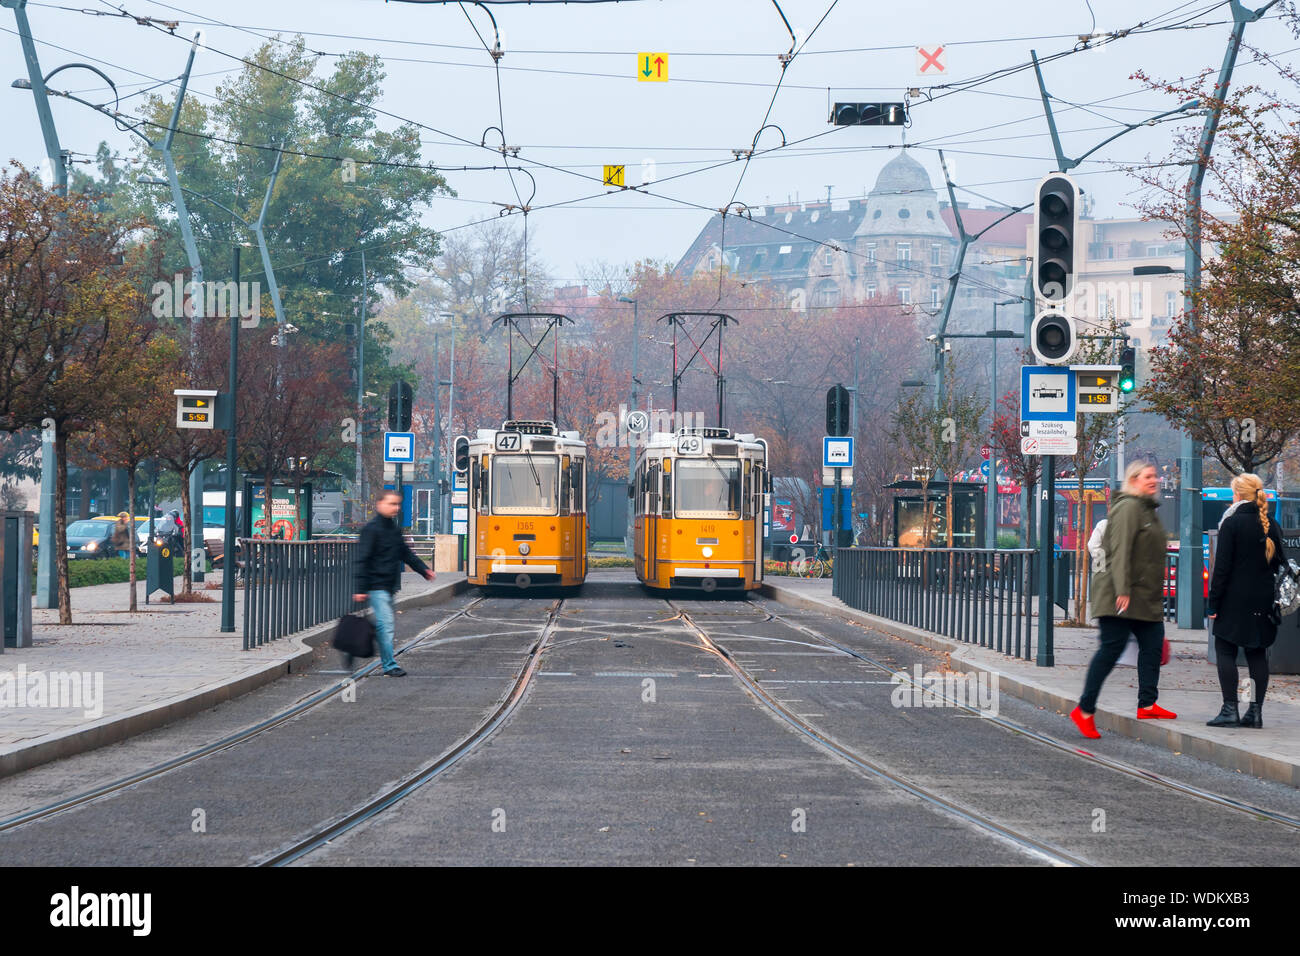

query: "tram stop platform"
left=764, top=575, right=1300, bottom=788
left=0, top=571, right=466, bottom=778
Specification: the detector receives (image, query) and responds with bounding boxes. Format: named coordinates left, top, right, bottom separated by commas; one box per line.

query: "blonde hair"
left=1231, top=472, right=1275, bottom=561
left=1122, top=460, right=1156, bottom=495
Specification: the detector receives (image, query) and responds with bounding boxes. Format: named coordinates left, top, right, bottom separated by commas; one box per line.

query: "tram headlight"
left=518, top=542, right=530, bottom=555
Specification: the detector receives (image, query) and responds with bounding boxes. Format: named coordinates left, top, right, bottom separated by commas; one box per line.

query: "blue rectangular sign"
left=823, top=435, right=853, bottom=468
left=1021, top=366, right=1076, bottom=422
left=821, top=487, right=852, bottom=532
left=384, top=431, right=415, bottom=463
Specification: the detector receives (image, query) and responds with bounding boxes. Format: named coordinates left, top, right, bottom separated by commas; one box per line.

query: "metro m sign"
left=916, top=45, right=946, bottom=76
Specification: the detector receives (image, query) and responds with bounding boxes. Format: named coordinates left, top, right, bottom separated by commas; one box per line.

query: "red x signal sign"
left=916, top=45, right=946, bottom=75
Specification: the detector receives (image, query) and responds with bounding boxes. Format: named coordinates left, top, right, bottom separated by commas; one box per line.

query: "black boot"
left=1240, top=703, right=1263, bottom=728
left=1206, top=702, right=1240, bottom=727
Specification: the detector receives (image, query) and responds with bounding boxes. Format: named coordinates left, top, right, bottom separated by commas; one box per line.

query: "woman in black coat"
left=1206, top=473, right=1286, bottom=728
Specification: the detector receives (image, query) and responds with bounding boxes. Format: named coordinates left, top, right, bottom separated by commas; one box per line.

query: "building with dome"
left=673, top=151, right=1030, bottom=324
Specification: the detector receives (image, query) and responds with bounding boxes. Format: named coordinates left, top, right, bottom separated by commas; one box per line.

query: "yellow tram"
left=632, top=427, right=769, bottom=593
left=464, top=420, right=588, bottom=590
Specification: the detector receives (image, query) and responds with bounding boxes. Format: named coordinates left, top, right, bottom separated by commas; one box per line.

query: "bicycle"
left=797, top=543, right=833, bottom=579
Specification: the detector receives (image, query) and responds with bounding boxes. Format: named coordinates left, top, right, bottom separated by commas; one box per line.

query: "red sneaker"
left=1070, top=706, right=1101, bottom=739
left=1137, top=703, right=1177, bottom=719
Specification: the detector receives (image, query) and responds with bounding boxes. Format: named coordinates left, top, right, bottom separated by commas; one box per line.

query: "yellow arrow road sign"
left=637, top=52, right=668, bottom=82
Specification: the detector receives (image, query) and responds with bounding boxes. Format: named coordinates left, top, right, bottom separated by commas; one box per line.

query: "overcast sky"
left=3, top=0, right=1295, bottom=287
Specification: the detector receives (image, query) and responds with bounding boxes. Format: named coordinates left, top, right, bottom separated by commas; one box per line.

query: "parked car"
left=64, top=518, right=117, bottom=559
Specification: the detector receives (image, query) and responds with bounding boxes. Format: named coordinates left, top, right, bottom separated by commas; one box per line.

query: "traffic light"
left=387, top=381, right=413, bottom=431
left=826, top=383, right=851, bottom=436
left=1034, top=173, right=1079, bottom=301
left=1119, top=345, right=1136, bottom=392
left=831, top=102, right=907, bottom=126
left=453, top=435, right=471, bottom=473
left=1031, top=312, right=1077, bottom=365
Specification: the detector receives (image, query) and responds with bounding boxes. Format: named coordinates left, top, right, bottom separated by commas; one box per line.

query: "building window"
left=1106, top=246, right=1114, bottom=259
left=1097, top=292, right=1109, bottom=319
left=930, top=285, right=941, bottom=309
left=1131, top=289, right=1143, bottom=319
left=1165, top=291, right=1178, bottom=317
left=899, top=286, right=911, bottom=305
left=1147, top=245, right=1161, bottom=256
left=823, top=249, right=833, bottom=268
left=897, top=242, right=911, bottom=265
left=815, top=280, right=840, bottom=308
left=931, top=243, right=941, bottom=267
left=867, top=243, right=877, bottom=263
left=865, top=283, right=877, bottom=299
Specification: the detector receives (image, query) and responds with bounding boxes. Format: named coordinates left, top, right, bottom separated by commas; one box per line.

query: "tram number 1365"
left=495, top=433, right=522, bottom=451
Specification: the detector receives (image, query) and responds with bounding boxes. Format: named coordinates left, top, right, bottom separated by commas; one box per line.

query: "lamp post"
left=618, top=295, right=639, bottom=557
left=988, top=299, right=1017, bottom=548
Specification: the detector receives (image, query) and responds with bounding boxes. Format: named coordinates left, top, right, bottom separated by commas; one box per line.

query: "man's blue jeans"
left=367, top=589, right=399, bottom=672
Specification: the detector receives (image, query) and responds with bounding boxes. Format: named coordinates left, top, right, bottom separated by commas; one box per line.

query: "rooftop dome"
left=871, top=151, right=934, bottom=197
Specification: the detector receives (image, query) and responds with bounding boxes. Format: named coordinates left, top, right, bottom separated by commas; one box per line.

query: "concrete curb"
left=0, top=577, right=471, bottom=779
left=762, top=582, right=1300, bottom=789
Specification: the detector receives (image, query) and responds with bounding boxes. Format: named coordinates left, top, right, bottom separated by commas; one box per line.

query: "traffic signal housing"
left=1119, top=345, right=1137, bottom=392
left=1031, top=312, right=1077, bottom=365
left=1034, top=173, right=1079, bottom=301
left=831, top=102, right=907, bottom=126
left=387, top=381, right=413, bottom=431
left=453, top=435, right=471, bottom=473
left=826, top=383, right=851, bottom=437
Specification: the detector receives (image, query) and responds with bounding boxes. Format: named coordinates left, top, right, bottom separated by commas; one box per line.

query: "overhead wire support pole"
left=1175, top=0, right=1278, bottom=629
left=931, top=149, right=1031, bottom=410
left=4, top=0, right=65, bottom=610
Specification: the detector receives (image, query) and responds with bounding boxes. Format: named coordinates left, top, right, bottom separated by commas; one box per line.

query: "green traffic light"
left=1119, top=375, right=1135, bottom=393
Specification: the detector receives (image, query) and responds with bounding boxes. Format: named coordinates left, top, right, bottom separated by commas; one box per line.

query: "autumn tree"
left=0, top=166, right=163, bottom=622
left=1131, top=65, right=1300, bottom=474
left=92, top=335, right=182, bottom=609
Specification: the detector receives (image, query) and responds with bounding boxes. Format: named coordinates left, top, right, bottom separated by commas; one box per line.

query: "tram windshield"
left=675, top=458, right=741, bottom=516
left=491, top=455, right=559, bottom=514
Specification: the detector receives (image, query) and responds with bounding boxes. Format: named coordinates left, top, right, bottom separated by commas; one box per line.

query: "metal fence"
left=832, top=547, right=1042, bottom=661
left=241, top=538, right=359, bottom=650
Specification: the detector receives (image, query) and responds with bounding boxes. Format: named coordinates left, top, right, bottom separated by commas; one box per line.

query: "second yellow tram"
left=632, top=427, right=768, bottom=593
left=466, top=420, right=588, bottom=590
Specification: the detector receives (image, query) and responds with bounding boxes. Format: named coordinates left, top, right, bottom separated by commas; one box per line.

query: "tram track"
left=0, top=597, right=488, bottom=835
left=749, top=596, right=1300, bottom=833
left=668, top=599, right=1087, bottom=867
left=256, top=597, right=565, bottom=866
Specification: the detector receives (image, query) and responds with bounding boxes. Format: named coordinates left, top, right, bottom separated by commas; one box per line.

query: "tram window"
left=742, top=461, right=753, bottom=520
left=661, top=459, right=672, bottom=517
left=478, top=462, right=490, bottom=516
left=648, top=462, right=660, bottom=514
left=675, top=458, right=741, bottom=516
left=491, top=455, right=559, bottom=514
left=572, top=459, right=585, bottom=514
left=560, top=455, right=571, bottom=516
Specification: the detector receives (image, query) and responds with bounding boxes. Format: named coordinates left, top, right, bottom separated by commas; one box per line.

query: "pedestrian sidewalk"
left=0, top=570, right=467, bottom=777
left=764, top=575, right=1300, bottom=788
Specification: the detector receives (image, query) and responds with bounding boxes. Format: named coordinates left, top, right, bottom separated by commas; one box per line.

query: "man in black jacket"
left=353, top=491, right=435, bottom=676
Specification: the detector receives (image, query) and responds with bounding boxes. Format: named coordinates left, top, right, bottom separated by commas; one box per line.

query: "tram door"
left=646, top=460, right=661, bottom=584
